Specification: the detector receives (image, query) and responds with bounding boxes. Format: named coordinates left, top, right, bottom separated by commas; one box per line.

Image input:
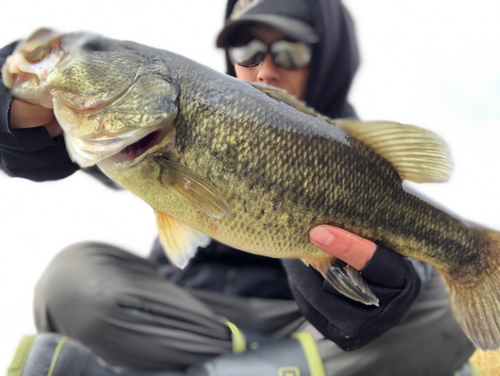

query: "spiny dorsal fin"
left=248, top=82, right=320, bottom=116
left=333, top=120, right=453, bottom=183
left=249, top=82, right=452, bottom=183
left=154, top=209, right=211, bottom=268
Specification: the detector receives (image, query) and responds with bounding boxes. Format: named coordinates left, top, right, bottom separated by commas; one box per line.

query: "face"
left=232, top=24, right=310, bottom=100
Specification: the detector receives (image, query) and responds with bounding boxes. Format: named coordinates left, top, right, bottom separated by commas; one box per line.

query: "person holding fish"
left=0, top=0, right=480, bottom=375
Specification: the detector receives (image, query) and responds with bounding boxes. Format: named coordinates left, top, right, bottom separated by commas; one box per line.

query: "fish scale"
left=3, top=29, right=500, bottom=351
left=172, top=91, right=455, bottom=266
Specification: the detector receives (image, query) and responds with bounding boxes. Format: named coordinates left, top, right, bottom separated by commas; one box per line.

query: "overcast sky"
left=1, top=0, right=499, bottom=369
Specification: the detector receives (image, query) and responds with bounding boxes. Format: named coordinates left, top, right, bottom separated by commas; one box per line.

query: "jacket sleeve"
left=0, top=41, right=80, bottom=181
left=282, top=245, right=426, bottom=351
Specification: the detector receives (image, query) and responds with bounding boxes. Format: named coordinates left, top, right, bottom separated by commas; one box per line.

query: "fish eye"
left=81, top=40, right=111, bottom=52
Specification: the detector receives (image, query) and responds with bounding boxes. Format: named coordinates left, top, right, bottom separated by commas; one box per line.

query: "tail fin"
left=439, top=229, right=500, bottom=351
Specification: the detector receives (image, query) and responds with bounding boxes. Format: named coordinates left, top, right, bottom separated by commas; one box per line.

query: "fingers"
left=10, top=99, right=54, bottom=128
left=44, top=118, right=63, bottom=138
left=309, top=226, right=377, bottom=270
left=10, top=99, right=62, bottom=138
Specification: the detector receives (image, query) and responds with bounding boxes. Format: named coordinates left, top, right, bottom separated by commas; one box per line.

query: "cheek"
left=234, top=65, right=259, bottom=82
left=290, top=68, right=310, bottom=100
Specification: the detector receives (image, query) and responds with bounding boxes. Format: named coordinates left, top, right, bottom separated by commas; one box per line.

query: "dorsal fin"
left=248, top=82, right=452, bottom=183
left=248, top=82, right=319, bottom=116
left=333, top=120, right=452, bottom=183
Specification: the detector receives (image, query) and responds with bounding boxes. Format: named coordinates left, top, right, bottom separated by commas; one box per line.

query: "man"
left=1, top=0, right=475, bottom=375
left=212, top=1, right=476, bottom=375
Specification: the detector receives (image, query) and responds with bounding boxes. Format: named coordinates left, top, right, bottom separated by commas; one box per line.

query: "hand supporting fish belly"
left=4, top=28, right=500, bottom=352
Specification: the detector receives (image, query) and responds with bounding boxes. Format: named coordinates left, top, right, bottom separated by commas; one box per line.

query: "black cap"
left=216, top=0, right=319, bottom=48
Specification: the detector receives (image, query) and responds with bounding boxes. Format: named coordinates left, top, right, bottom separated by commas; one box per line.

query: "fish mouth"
left=65, top=107, right=177, bottom=167
left=64, top=126, right=159, bottom=167
left=121, top=130, right=160, bottom=159
left=108, top=118, right=176, bottom=166
left=2, top=31, right=66, bottom=108
left=109, top=129, right=163, bottom=164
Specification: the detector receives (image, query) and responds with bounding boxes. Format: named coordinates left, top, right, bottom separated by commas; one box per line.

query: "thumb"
left=309, top=226, right=376, bottom=270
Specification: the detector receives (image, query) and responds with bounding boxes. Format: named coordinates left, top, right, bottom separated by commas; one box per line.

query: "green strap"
left=293, top=332, right=325, bottom=376
left=220, top=317, right=247, bottom=354
left=468, top=360, right=483, bottom=376
left=47, top=337, right=70, bottom=376
left=8, top=335, right=37, bottom=376
left=7, top=335, right=69, bottom=376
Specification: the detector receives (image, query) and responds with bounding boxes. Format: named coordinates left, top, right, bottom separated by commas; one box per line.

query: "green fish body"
left=4, top=29, right=500, bottom=351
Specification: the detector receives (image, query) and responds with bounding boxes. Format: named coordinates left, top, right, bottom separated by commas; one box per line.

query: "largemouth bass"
left=3, top=29, right=500, bottom=351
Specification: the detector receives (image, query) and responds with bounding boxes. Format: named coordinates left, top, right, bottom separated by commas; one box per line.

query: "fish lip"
left=109, top=124, right=174, bottom=168
left=3, top=33, right=66, bottom=107
left=65, top=125, right=163, bottom=167
left=70, top=108, right=177, bottom=168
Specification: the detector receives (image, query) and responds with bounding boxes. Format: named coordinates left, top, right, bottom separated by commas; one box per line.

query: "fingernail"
left=310, top=226, right=334, bottom=246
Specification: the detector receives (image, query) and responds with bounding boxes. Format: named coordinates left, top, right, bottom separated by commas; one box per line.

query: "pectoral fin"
left=302, top=257, right=379, bottom=306
left=333, top=119, right=453, bottom=183
left=155, top=209, right=211, bottom=268
left=157, top=158, right=233, bottom=219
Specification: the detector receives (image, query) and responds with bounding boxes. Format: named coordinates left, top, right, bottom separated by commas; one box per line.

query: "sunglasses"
left=229, top=39, right=312, bottom=70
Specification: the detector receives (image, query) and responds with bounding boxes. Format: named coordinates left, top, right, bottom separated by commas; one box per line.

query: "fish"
left=3, top=28, right=500, bottom=351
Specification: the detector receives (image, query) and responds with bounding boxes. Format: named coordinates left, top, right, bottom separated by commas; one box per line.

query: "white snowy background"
left=1, top=0, right=499, bottom=370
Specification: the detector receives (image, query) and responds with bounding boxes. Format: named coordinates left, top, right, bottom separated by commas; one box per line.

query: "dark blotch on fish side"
left=82, top=40, right=114, bottom=52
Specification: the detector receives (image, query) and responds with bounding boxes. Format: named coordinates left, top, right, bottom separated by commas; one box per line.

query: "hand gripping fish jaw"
left=3, top=28, right=180, bottom=167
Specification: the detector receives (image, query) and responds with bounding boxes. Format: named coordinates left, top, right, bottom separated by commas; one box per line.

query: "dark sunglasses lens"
left=229, top=40, right=267, bottom=67
left=238, top=51, right=265, bottom=67
left=271, top=41, right=312, bottom=69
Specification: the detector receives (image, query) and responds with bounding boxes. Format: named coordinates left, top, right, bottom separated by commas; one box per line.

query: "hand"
left=284, top=226, right=422, bottom=350
left=0, top=41, right=78, bottom=180
left=10, top=99, right=62, bottom=138
left=309, top=225, right=376, bottom=270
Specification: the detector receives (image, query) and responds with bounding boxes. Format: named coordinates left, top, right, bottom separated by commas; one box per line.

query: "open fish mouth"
left=65, top=125, right=162, bottom=167
left=64, top=104, right=177, bottom=167
left=118, top=129, right=161, bottom=160
left=3, top=30, right=66, bottom=108
left=55, top=73, right=179, bottom=167
left=53, top=71, right=179, bottom=167
left=55, top=87, right=158, bottom=167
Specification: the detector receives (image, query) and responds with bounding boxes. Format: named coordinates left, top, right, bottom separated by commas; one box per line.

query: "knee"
left=35, top=242, right=125, bottom=301
left=34, top=242, right=147, bottom=337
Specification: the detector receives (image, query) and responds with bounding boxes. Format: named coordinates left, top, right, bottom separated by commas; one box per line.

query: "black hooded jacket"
left=0, top=0, right=424, bottom=350
left=0, top=42, right=80, bottom=181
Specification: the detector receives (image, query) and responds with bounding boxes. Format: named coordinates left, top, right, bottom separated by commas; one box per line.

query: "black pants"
left=34, top=242, right=475, bottom=375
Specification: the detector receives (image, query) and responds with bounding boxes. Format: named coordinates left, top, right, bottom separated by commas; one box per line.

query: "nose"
left=256, top=53, right=280, bottom=86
